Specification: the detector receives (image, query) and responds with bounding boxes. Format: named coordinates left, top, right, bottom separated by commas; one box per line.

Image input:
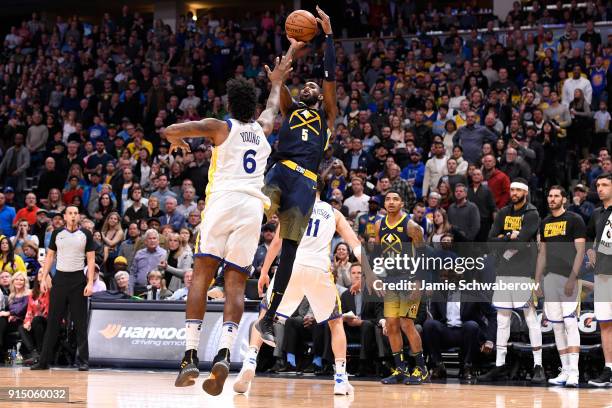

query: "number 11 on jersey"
left=306, top=218, right=320, bottom=237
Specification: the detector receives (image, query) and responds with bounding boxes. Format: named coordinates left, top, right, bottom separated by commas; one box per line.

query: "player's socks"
left=568, top=353, right=579, bottom=372
left=392, top=351, right=406, bottom=372
left=234, top=347, right=259, bottom=394
left=244, top=346, right=258, bottom=368
left=533, top=349, right=543, bottom=367
left=411, top=351, right=426, bottom=370
left=333, top=359, right=353, bottom=396
left=175, top=349, right=200, bottom=387
left=335, top=358, right=346, bottom=376
left=217, top=321, right=238, bottom=352
left=313, top=356, right=323, bottom=368
left=185, top=319, right=202, bottom=351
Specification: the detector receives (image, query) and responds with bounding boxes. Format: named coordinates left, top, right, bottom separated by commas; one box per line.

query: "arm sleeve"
left=83, top=229, right=96, bottom=252
left=48, top=229, right=59, bottom=251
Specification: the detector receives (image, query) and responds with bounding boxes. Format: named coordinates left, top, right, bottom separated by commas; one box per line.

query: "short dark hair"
left=384, top=190, right=403, bottom=201
left=454, top=183, right=466, bottom=192
left=512, top=177, right=529, bottom=186
left=548, top=185, right=567, bottom=197
left=226, top=78, right=257, bottom=122
left=596, top=172, right=612, bottom=182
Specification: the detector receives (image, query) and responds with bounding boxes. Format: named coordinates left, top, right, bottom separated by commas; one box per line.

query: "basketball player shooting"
left=164, top=50, right=294, bottom=396
left=255, top=5, right=338, bottom=346
left=234, top=179, right=362, bottom=396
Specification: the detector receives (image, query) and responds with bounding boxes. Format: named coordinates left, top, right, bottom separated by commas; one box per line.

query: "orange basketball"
left=285, top=10, right=317, bottom=42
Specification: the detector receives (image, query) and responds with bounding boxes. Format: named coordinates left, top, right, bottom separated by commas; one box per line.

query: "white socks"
left=218, top=321, right=239, bottom=352
left=335, top=358, right=346, bottom=376
left=185, top=319, right=202, bottom=351
left=495, top=310, right=511, bottom=367
left=560, top=353, right=569, bottom=371
left=533, top=349, right=542, bottom=367
left=568, top=353, right=579, bottom=372
left=244, top=346, right=259, bottom=368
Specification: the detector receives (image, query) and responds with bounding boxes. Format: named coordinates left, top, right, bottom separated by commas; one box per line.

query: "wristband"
left=323, top=34, right=336, bottom=81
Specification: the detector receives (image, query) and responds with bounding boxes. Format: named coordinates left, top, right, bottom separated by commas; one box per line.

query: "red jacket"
left=24, top=291, right=49, bottom=326
left=486, top=169, right=510, bottom=209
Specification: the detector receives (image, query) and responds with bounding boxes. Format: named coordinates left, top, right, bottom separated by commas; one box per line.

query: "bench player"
left=535, top=186, right=586, bottom=387
left=375, top=190, right=429, bottom=385
left=233, top=179, right=362, bottom=396
left=478, top=179, right=545, bottom=383
left=255, top=6, right=338, bottom=346
left=164, top=52, right=294, bottom=396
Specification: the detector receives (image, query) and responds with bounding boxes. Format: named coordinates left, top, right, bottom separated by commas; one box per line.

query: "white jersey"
left=205, top=118, right=271, bottom=206
left=295, top=200, right=337, bottom=270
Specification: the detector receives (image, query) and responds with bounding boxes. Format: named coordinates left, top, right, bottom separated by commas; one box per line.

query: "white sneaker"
left=548, top=369, right=569, bottom=386
left=565, top=370, right=579, bottom=388
left=333, top=376, right=354, bottom=396
left=233, top=364, right=255, bottom=394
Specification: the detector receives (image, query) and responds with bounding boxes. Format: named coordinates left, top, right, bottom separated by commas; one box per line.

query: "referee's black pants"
left=39, top=271, right=89, bottom=365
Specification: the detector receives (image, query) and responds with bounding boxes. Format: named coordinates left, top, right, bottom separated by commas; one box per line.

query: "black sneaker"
left=461, top=365, right=474, bottom=383
left=531, top=365, right=546, bottom=384
left=588, top=367, right=612, bottom=388
left=381, top=368, right=407, bottom=384
left=30, top=362, right=49, bottom=370
left=405, top=366, right=430, bottom=385
left=478, top=365, right=509, bottom=382
left=78, top=363, right=89, bottom=371
left=175, top=350, right=200, bottom=387
left=202, top=349, right=230, bottom=396
left=431, top=362, right=447, bottom=379
left=254, top=316, right=276, bottom=347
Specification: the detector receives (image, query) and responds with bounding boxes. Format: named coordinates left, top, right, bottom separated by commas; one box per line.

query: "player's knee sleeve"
left=563, top=316, right=581, bottom=348
left=524, top=307, right=542, bottom=347
left=496, top=309, right=511, bottom=346
left=552, top=322, right=568, bottom=351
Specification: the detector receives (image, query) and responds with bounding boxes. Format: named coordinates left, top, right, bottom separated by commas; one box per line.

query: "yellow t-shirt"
left=0, top=254, right=27, bottom=274
left=127, top=140, right=153, bottom=159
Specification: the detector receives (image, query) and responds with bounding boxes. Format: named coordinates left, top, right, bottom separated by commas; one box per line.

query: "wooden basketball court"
left=2, top=367, right=611, bottom=407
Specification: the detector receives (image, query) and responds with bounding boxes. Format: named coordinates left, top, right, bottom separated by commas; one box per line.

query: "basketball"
left=285, top=10, right=317, bottom=42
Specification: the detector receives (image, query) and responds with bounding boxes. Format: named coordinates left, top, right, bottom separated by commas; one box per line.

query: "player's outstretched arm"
left=164, top=118, right=228, bottom=152
left=257, top=54, right=294, bottom=136
left=316, top=5, right=338, bottom=130
left=279, top=37, right=306, bottom=117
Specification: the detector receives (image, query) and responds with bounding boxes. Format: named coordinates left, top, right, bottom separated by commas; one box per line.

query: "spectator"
left=94, top=193, right=115, bottom=230
left=0, top=271, right=10, bottom=296
left=160, top=197, right=186, bottom=231
left=63, top=176, right=84, bottom=207
left=447, top=184, right=480, bottom=241
left=0, top=192, right=16, bottom=237
left=400, top=149, right=426, bottom=200
left=0, top=272, right=30, bottom=354
left=481, top=154, right=510, bottom=208
left=150, top=174, right=177, bottom=210
left=0, top=237, right=27, bottom=275
left=177, top=186, right=197, bottom=219
left=20, top=274, right=50, bottom=365
left=562, top=65, right=592, bottom=107
left=114, top=271, right=132, bottom=297
left=10, top=219, right=40, bottom=255
left=332, top=242, right=352, bottom=289
left=441, top=158, right=468, bottom=192
left=567, top=183, right=595, bottom=224
left=159, top=232, right=193, bottom=292
left=130, top=229, right=167, bottom=293
left=423, top=142, right=448, bottom=197
left=139, top=270, right=173, bottom=300
left=453, top=111, right=498, bottom=164
left=343, top=177, right=370, bottom=220
left=411, top=202, right=434, bottom=240
left=468, top=168, right=497, bottom=243
left=340, top=263, right=381, bottom=376
left=167, top=269, right=193, bottom=301
left=388, top=164, right=416, bottom=212
left=101, top=212, right=124, bottom=263
left=499, top=147, right=531, bottom=181
left=593, top=101, right=611, bottom=153
left=0, top=133, right=30, bottom=198
left=252, top=224, right=276, bottom=279
left=26, top=112, right=48, bottom=171
left=41, top=188, right=66, bottom=213
left=86, top=140, right=115, bottom=176
left=91, top=265, right=107, bottom=294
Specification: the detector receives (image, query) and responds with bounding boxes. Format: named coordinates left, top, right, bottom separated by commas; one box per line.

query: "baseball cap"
left=48, top=211, right=62, bottom=219
left=356, top=166, right=367, bottom=173
left=3, top=186, right=14, bottom=194
left=159, top=141, right=170, bottom=149
left=261, top=223, right=276, bottom=232
left=114, top=256, right=128, bottom=265
left=369, top=196, right=381, bottom=205
left=574, top=184, right=588, bottom=192
left=196, top=144, right=207, bottom=152
left=36, top=209, right=48, bottom=215
left=187, top=84, right=195, bottom=91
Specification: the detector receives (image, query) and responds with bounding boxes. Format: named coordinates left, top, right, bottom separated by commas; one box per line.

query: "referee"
left=31, top=206, right=96, bottom=371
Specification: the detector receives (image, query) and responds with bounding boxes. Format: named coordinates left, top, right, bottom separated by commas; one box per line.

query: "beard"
left=548, top=201, right=563, bottom=211
left=300, top=93, right=318, bottom=106
left=511, top=193, right=526, bottom=204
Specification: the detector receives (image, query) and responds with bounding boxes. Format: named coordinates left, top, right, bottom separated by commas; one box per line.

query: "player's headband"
left=510, top=182, right=529, bottom=192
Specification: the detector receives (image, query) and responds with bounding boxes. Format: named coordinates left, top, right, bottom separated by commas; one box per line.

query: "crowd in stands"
left=0, top=1, right=610, bottom=375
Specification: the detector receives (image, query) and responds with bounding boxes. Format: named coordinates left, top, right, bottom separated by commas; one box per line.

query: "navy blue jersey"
left=273, top=102, right=331, bottom=173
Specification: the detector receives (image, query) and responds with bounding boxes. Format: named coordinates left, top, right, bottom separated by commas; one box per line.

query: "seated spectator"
left=0, top=272, right=30, bottom=355
left=114, top=271, right=132, bottom=296
left=340, top=264, right=381, bottom=376
left=41, top=188, right=66, bottom=213
left=147, top=195, right=165, bottom=220
left=0, top=236, right=27, bottom=274
left=167, top=269, right=193, bottom=301
left=423, top=265, right=496, bottom=382
left=101, top=212, right=124, bottom=266
left=20, top=241, right=41, bottom=281
left=343, top=177, right=370, bottom=220
left=138, top=270, right=172, bottom=300
left=160, top=197, right=185, bottom=231
left=0, top=272, right=9, bottom=296
left=91, top=265, right=107, bottom=293
left=63, top=176, right=84, bottom=207
left=176, top=186, right=197, bottom=219
left=159, top=232, right=193, bottom=291
left=252, top=224, right=276, bottom=279
left=332, top=242, right=352, bottom=289
left=94, top=193, right=116, bottom=230
left=19, top=274, right=50, bottom=365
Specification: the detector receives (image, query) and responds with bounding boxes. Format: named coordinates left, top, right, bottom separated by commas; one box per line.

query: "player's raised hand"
left=264, top=55, right=293, bottom=84
left=315, top=5, right=332, bottom=35
left=164, top=125, right=192, bottom=155
left=286, top=35, right=306, bottom=51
